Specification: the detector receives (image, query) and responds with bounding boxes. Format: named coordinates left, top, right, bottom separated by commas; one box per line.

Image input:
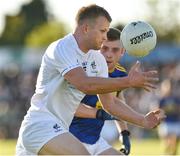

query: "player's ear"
left=81, top=23, right=89, bottom=34
left=120, top=48, right=125, bottom=56
left=120, top=39, right=125, bottom=55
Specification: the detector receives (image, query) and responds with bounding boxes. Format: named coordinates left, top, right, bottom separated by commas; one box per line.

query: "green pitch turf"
left=0, top=139, right=180, bottom=155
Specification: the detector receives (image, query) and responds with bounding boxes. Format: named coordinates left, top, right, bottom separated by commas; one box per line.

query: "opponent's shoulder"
left=115, top=63, right=127, bottom=73
left=109, top=63, right=127, bottom=78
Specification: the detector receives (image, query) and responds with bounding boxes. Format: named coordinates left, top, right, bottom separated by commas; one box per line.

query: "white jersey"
left=25, top=33, right=108, bottom=129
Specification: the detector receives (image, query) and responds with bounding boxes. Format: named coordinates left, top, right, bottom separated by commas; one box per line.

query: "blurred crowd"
left=0, top=51, right=180, bottom=140
left=0, top=65, right=38, bottom=138
left=124, top=62, right=180, bottom=138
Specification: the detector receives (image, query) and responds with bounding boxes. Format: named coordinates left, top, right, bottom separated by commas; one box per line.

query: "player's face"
left=86, top=16, right=110, bottom=50
left=101, top=40, right=125, bottom=71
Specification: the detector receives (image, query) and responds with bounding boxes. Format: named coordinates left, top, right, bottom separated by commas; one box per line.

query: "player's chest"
left=77, top=56, right=100, bottom=76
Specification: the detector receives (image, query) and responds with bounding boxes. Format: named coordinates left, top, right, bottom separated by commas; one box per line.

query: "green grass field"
left=0, top=139, right=180, bottom=155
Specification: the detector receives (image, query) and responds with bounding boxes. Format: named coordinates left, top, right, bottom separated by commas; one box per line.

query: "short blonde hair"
left=76, top=4, right=112, bottom=25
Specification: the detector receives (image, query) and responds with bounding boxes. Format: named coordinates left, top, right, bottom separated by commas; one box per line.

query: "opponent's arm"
left=74, top=104, right=97, bottom=118
left=115, top=91, right=129, bottom=132
left=116, top=91, right=131, bottom=155
left=75, top=103, right=118, bottom=120
left=64, top=62, right=158, bottom=95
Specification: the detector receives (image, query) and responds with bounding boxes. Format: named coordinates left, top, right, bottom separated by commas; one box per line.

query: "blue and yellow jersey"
left=69, top=63, right=127, bottom=144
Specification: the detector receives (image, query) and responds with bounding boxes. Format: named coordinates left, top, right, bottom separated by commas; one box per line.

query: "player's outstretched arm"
left=99, top=93, right=165, bottom=129
left=64, top=61, right=158, bottom=95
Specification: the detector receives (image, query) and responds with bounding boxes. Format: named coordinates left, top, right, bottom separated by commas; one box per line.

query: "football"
left=120, top=21, right=157, bottom=57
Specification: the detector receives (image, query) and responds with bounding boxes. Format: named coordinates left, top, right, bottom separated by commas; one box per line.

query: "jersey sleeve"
left=51, top=42, right=81, bottom=76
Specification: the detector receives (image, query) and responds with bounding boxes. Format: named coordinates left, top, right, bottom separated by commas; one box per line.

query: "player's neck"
left=73, top=30, right=89, bottom=53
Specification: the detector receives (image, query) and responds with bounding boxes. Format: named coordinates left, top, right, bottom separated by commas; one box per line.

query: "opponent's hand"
left=142, top=109, right=166, bottom=129
left=128, top=61, right=159, bottom=92
left=96, top=109, right=119, bottom=121
left=119, top=130, right=131, bottom=155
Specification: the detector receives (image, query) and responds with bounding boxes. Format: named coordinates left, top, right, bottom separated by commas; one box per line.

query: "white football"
left=120, top=21, right=157, bottom=57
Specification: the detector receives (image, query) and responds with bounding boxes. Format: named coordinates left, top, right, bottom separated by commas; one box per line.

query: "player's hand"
left=96, top=109, right=119, bottom=121
left=142, top=109, right=166, bottom=129
left=128, top=61, right=159, bottom=92
left=119, top=130, right=131, bottom=155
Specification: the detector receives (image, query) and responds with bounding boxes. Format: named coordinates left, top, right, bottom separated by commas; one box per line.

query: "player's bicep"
left=64, top=67, right=88, bottom=90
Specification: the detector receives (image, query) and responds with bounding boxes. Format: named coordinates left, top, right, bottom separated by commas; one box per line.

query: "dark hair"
left=76, top=4, right=112, bottom=25
left=107, top=27, right=121, bottom=41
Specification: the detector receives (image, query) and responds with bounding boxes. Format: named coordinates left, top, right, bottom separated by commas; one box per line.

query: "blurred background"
left=0, top=0, right=180, bottom=155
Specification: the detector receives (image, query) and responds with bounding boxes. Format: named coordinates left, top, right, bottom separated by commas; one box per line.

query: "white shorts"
left=82, top=137, right=112, bottom=155
left=158, top=122, right=180, bottom=138
left=16, top=119, right=68, bottom=155
left=100, top=120, right=119, bottom=145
